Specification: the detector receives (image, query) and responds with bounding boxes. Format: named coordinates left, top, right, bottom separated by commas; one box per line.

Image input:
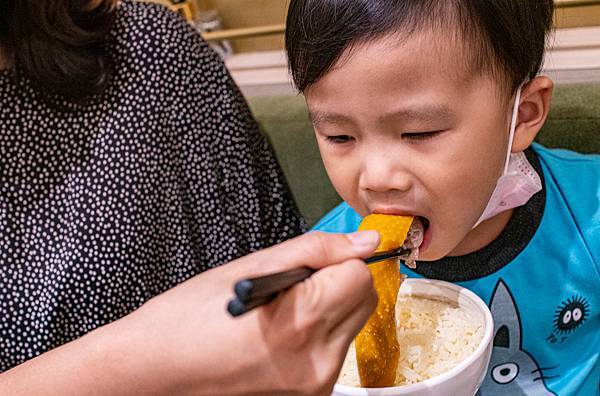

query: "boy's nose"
left=359, top=154, right=412, bottom=194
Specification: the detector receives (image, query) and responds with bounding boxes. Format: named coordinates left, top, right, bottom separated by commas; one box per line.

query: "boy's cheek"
left=427, top=182, right=499, bottom=259
left=418, top=182, right=485, bottom=257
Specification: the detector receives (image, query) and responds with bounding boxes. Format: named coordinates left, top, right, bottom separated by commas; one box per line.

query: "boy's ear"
left=512, top=76, right=554, bottom=152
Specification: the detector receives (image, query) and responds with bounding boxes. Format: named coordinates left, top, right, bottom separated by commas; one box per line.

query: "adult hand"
left=139, top=230, right=380, bottom=395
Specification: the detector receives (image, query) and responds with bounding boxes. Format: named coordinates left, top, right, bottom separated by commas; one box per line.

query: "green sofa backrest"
left=248, top=83, right=600, bottom=226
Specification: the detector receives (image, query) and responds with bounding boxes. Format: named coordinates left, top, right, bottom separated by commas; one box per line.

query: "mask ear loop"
left=503, top=85, right=523, bottom=174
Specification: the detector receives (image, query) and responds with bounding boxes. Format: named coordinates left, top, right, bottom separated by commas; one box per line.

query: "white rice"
left=338, top=295, right=484, bottom=387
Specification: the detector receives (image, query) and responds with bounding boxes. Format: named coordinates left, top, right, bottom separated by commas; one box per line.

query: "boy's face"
left=305, top=32, right=516, bottom=260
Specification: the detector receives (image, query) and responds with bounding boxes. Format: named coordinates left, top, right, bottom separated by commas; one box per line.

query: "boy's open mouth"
left=369, top=209, right=431, bottom=265
left=401, top=216, right=429, bottom=268
left=418, top=216, right=430, bottom=233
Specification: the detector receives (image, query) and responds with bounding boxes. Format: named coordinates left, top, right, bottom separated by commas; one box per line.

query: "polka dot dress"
left=0, top=0, right=306, bottom=372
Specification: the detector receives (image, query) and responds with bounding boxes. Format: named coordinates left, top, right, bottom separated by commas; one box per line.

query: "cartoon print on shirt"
left=546, top=295, right=591, bottom=344
left=476, top=280, right=557, bottom=396
left=553, top=295, right=590, bottom=335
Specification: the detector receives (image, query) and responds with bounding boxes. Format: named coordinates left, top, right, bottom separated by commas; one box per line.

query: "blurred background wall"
left=142, top=0, right=600, bottom=95
left=151, top=0, right=599, bottom=53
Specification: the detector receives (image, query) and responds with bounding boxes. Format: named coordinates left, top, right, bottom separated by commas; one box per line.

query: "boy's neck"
left=448, top=209, right=514, bottom=256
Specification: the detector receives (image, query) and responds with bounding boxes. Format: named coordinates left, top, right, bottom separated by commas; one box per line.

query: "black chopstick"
left=227, top=295, right=274, bottom=317
left=364, top=248, right=411, bottom=264
left=234, top=267, right=315, bottom=302
left=227, top=247, right=411, bottom=317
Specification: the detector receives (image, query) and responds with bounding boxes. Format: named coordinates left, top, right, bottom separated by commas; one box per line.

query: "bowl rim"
left=334, top=278, right=494, bottom=394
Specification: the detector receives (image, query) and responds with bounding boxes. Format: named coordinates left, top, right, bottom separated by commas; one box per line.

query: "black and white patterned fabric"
left=0, top=0, right=306, bottom=371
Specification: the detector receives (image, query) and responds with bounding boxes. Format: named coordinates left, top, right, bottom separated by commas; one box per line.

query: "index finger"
left=231, top=231, right=380, bottom=277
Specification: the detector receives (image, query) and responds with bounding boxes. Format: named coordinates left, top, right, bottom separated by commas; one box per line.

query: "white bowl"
left=333, top=278, right=494, bottom=396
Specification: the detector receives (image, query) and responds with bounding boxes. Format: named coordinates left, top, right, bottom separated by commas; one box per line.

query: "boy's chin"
left=414, top=242, right=456, bottom=262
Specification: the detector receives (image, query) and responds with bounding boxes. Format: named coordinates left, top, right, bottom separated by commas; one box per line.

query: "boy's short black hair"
left=285, top=0, right=554, bottom=94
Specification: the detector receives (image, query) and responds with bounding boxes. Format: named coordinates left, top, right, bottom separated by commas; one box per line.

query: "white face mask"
left=473, top=86, right=543, bottom=228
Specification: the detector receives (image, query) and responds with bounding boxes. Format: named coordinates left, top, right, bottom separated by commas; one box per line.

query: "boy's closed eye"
left=324, top=130, right=446, bottom=145
left=402, top=130, right=446, bottom=142
left=325, top=135, right=355, bottom=144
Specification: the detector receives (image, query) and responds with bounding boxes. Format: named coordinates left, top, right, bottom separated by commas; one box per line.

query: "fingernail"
left=347, top=230, right=379, bottom=250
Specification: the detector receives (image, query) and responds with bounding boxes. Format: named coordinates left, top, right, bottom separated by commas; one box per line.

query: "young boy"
left=285, top=1, right=599, bottom=395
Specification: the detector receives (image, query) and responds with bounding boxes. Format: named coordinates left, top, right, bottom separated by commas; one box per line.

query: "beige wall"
left=195, top=0, right=286, bottom=53
left=555, top=5, right=600, bottom=27
left=203, top=1, right=599, bottom=53
left=172, top=0, right=600, bottom=53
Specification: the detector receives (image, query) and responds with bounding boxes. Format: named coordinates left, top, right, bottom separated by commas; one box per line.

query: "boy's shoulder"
left=533, top=142, right=600, bottom=164
left=533, top=143, right=600, bottom=268
left=533, top=143, right=600, bottom=196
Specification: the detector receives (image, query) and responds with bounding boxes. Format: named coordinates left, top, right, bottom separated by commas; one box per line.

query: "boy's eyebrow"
left=381, top=104, right=454, bottom=124
left=309, top=104, right=454, bottom=126
left=308, top=111, right=351, bottom=127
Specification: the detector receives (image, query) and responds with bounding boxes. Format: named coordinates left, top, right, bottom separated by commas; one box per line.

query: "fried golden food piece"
left=356, top=214, right=414, bottom=387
